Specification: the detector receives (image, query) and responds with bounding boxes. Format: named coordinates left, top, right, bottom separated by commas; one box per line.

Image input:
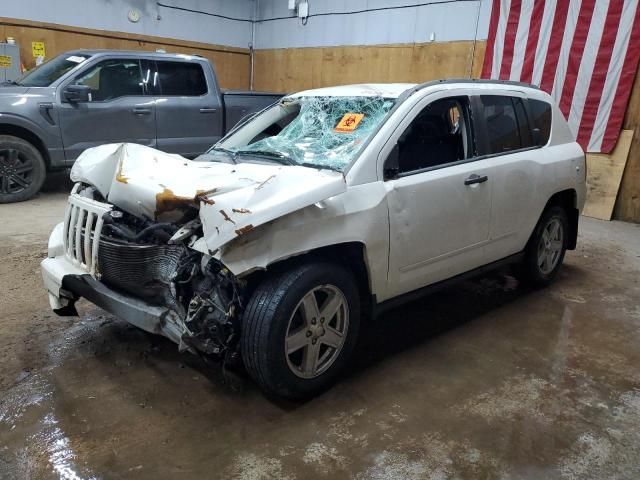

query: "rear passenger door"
left=474, top=94, right=543, bottom=263
left=151, top=60, right=223, bottom=157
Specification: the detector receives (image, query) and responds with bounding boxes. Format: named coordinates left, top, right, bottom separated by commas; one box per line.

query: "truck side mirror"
left=384, top=143, right=400, bottom=180
left=63, top=84, right=91, bottom=103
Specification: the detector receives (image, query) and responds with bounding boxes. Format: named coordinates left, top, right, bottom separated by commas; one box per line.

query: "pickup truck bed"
left=222, top=91, right=283, bottom=135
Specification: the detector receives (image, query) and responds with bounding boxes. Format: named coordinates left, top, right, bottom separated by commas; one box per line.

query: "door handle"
left=132, top=107, right=152, bottom=115
left=464, top=174, right=488, bottom=186
left=199, top=107, right=217, bottom=114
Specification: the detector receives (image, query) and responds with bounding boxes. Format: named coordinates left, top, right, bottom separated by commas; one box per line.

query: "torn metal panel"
left=70, top=143, right=347, bottom=252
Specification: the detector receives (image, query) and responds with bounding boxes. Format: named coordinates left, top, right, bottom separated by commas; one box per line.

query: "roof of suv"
left=293, top=79, right=542, bottom=100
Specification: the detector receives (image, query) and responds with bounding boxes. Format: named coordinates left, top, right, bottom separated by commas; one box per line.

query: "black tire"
left=241, top=262, right=361, bottom=400
left=0, top=135, right=47, bottom=203
left=520, top=206, right=569, bottom=288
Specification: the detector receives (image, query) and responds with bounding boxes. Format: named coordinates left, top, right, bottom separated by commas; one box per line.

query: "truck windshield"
left=209, top=96, right=397, bottom=171
left=16, top=53, right=91, bottom=87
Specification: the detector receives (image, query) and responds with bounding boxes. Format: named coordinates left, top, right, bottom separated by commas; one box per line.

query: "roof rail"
left=398, top=78, right=541, bottom=101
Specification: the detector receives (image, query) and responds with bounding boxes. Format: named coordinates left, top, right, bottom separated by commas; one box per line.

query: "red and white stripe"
left=481, top=0, right=640, bottom=153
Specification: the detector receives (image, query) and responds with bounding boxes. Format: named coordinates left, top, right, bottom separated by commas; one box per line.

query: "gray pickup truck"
left=0, top=50, right=282, bottom=203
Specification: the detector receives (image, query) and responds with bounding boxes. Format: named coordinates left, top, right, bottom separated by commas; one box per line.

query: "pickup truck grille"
left=62, top=184, right=112, bottom=276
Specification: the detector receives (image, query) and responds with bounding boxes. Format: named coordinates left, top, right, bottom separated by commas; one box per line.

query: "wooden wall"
left=614, top=65, right=640, bottom=222
left=253, top=41, right=486, bottom=92
left=0, top=17, right=250, bottom=89
left=1, top=15, right=639, bottom=222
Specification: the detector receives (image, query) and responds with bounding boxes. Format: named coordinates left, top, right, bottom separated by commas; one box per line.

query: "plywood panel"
left=0, top=17, right=250, bottom=89
left=583, top=130, right=633, bottom=221
left=253, top=40, right=486, bottom=93
left=614, top=60, right=640, bottom=222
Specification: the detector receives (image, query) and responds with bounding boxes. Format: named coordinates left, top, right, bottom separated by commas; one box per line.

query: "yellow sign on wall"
left=32, top=41, right=46, bottom=58
left=0, top=55, right=11, bottom=68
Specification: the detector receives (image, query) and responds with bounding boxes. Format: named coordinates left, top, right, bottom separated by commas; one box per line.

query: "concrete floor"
left=1, top=177, right=639, bottom=479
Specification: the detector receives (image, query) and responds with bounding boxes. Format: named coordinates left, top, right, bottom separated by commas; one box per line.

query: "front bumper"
left=41, top=194, right=187, bottom=346
left=41, top=256, right=185, bottom=345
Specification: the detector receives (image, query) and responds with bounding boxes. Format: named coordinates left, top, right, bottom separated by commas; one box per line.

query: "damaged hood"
left=71, top=143, right=346, bottom=252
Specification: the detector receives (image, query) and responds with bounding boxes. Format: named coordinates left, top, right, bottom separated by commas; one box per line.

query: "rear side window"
left=480, top=95, right=522, bottom=154
left=513, top=97, right=533, bottom=147
left=528, top=99, right=552, bottom=146
left=156, top=61, right=207, bottom=96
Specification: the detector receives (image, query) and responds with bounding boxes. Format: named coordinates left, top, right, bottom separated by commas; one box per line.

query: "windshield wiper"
left=208, top=146, right=238, bottom=164
left=1, top=80, right=20, bottom=86
left=234, top=149, right=296, bottom=165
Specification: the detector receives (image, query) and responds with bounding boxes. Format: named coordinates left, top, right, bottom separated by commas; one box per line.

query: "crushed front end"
left=41, top=142, right=347, bottom=363
left=41, top=182, right=245, bottom=363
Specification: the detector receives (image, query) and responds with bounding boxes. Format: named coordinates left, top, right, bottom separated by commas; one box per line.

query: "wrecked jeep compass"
left=42, top=81, right=586, bottom=399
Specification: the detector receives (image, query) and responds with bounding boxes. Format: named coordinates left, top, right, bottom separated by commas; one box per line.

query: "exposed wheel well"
left=0, top=124, right=51, bottom=168
left=241, top=242, right=373, bottom=319
left=543, top=189, right=579, bottom=250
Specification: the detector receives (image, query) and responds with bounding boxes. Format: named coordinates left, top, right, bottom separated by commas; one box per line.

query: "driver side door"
left=58, top=57, right=157, bottom=161
left=383, top=94, right=494, bottom=298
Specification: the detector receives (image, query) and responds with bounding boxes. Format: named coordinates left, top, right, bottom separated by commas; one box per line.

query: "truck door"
left=152, top=60, right=223, bottom=157
left=58, top=58, right=156, bottom=161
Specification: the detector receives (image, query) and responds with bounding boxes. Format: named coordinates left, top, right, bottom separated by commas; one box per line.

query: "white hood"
left=71, top=143, right=347, bottom=252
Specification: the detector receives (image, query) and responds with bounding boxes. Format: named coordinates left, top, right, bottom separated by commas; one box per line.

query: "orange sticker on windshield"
left=335, top=113, right=365, bottom=133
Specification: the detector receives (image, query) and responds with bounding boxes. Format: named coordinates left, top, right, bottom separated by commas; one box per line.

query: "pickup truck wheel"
left=0, top=135, right=46, bottom=203
left=521, top=206, right=568, bottom=288
left=241, top=262, right=360, bottom=400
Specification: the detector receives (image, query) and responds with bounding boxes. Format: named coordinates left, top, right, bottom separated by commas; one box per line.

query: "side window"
left=528, top=99, right=552, bottom=145
left=513, top=97, right=533, bottom=147
left=396, top=97, right=473, bottom=174
left=480, top=95, right=522, bottom=153
left=156, top=61, right=207, bottom=96
left=74, top=59, right=143, bottom=101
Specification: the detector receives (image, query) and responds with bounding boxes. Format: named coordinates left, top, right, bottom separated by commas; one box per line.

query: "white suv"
left=42, top=80, right=586, bottom=399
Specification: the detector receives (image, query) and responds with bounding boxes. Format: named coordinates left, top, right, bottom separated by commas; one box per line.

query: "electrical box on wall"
left=288, top=0, right=296, bottom=10
left=0, top=43, right=21, bottom=83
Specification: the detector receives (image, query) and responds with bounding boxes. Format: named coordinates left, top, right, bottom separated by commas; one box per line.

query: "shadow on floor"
left=41, top=170, right=73, bottom=194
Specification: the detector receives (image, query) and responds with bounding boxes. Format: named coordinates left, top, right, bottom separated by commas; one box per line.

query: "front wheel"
left=0, top=135, right=47, bottom=203
left=520, top=206, right=569, bottom=287
left=241, top=262, right=360, bottom=400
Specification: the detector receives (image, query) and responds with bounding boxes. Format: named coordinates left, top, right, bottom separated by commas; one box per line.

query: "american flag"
left=481, top=0, right=640, bottom=153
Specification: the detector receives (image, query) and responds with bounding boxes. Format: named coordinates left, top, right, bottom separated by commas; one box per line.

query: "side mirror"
left=384, top=143, right=400, bottom=180
left=63, top=84, right=91, bottom=103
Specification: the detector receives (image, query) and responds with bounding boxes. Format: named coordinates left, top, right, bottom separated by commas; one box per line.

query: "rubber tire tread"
left=241, top=262, right=359, bottom=400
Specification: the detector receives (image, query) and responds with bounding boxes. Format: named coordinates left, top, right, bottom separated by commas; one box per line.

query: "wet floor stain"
left=1, top=223, right=640, bottom=479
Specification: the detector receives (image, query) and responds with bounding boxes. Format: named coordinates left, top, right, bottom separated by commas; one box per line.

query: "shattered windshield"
left=209, top=96, right=396, bottom=171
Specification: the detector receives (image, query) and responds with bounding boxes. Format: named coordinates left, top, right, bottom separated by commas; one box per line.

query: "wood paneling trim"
left=0, top=17, right=250, bottom=89
left=0, top=17, right=249, bottom=55
left=253, top=41, right=486, bottom=93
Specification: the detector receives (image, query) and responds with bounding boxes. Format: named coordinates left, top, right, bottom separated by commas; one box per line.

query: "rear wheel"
left=0, top=135, right=46, bottom=203
left=241, top=262, right=360, bottom=400
left=520, top=206, right=568, bottom=287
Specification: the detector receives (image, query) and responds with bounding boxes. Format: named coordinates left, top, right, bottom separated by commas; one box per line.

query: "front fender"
left=218, top=182, right=390, bottom=299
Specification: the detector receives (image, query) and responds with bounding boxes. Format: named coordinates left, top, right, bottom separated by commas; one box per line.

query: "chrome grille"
left=62, top=184, right=112, bottom=276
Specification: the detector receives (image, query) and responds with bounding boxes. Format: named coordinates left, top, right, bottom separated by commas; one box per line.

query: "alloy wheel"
left=537, top=218, right=564, bottom=275
left=284, top=285, right=349, bottom=379
left=0, top=148, right=34, bottom=194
